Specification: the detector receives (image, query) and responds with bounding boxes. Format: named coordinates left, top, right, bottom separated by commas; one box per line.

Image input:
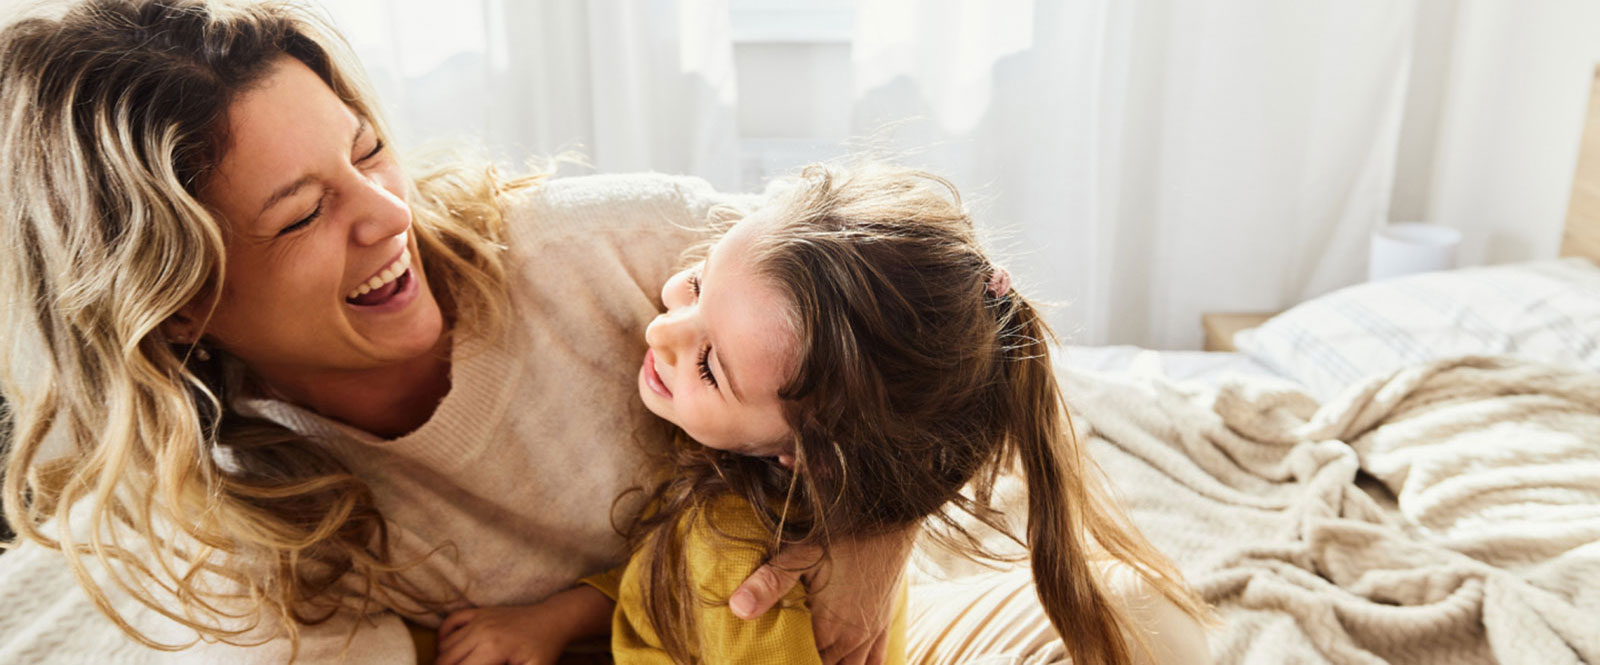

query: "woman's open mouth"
left=346, top=249, right=415, bottom=309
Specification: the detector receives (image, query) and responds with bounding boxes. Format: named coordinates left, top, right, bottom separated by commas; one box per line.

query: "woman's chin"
left=350, top=293, right=445, bottom=361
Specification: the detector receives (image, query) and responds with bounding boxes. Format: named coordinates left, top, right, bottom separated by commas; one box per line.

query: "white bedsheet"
left=1058, top=344, right=1289, bottom=387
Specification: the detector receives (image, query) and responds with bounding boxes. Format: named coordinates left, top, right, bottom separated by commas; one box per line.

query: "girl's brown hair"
left=0, top=0, right=534, bottom=657
left=630, top=163, right=1208, bottom=665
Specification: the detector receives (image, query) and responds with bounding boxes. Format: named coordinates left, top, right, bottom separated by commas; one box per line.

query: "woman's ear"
left=161, top=308, right=204, bottom=345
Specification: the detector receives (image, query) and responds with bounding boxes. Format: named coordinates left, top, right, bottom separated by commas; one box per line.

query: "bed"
left=942, top=76, right=1600, bottom=665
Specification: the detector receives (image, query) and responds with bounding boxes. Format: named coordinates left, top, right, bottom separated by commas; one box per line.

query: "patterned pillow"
left=1234, top=257, right=1600, bottom=399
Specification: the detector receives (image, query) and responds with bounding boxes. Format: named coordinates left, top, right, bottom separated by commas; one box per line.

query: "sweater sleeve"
left=579, top=565, right=627, bottom=602
left=170, top=609, right=416, bottom=665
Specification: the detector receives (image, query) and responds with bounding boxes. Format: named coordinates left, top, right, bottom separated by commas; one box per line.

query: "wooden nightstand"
left=1201, top=312, right=1278, bottom=352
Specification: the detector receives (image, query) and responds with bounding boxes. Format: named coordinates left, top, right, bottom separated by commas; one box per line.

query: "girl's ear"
left=777, top=452, right=795, bottom=469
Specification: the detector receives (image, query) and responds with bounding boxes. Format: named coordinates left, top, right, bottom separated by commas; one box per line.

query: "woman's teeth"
left=348, top=249, right=411, bottom=299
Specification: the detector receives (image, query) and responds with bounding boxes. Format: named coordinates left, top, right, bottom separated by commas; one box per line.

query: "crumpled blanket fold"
left=1069, top=356, right=1600, bottom=665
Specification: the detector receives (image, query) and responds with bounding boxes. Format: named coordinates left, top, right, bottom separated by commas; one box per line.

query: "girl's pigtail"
left=998, top=293, right=1212, bottom=665
left=998, top=295, right=1133, bottom=665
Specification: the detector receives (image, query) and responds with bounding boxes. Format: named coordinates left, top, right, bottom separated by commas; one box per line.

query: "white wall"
left=733, top=42, right=854, bottom=189
left=1393, top=0, right=1600, bottom=264
left=729, top=1, right=857, bottom=190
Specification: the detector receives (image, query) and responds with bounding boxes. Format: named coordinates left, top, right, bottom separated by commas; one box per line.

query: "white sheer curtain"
left=851, top=0, right=1417, bottom=348
left=323, top=0, right=743, bottom=190
left=315, top=0, right=1600, bottom=349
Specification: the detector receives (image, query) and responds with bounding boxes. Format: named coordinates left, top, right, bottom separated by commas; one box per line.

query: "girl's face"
left=181, top=57, right=444, bottom=381
left=640, top=212, right=797, bottom=459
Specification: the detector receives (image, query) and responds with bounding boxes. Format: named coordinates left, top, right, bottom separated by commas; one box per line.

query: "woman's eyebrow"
left=256, top=174, right=315, bottom=222
left=253, top=117, right=370, bottom=222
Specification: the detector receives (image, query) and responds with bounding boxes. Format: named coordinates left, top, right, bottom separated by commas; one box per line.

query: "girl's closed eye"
left=687, top=270, right=718, bottom=387
left=697, top=346, right=718, bottom=388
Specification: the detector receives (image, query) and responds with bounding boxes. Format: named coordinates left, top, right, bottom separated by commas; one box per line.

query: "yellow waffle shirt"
left=583, top=494, right=907, bottom=665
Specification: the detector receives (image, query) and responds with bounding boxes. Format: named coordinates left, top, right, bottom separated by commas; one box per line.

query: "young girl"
left=436, top=164, right=1209, bottom=665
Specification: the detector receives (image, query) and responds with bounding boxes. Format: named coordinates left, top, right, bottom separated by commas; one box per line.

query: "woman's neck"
left=251, top=336, right=455, bottom=439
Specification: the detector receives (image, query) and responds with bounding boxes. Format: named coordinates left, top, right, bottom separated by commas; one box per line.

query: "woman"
left=0, top=0, right=902, bottom=662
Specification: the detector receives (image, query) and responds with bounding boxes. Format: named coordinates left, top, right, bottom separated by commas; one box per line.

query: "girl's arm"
left=731, top=527, right=915, bottom=665
left=436, top=585, right=614, bottom=665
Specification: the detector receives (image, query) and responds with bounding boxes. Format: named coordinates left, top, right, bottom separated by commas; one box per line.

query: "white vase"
left=1368, top=222, right=1463, bottom=281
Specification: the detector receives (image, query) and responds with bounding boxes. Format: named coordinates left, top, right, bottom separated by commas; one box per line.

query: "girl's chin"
left=639, top=391, right=674, bottom=423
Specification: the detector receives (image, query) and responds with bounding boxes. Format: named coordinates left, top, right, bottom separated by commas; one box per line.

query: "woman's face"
left=185, top=57, right=443, bottom=379
left=640, top=212, right=797, bottom=459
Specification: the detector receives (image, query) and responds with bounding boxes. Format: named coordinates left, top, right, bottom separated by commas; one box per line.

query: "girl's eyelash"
left=362, top=139, right=385, bottom=161
left=697, top=345, right=718, bottom=388
left=280, top=204, right=321, bottom=235
left=687, top=273, right=702, bottom=296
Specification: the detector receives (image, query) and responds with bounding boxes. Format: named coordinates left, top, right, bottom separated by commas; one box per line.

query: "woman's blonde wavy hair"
left=0, top=0, right=539, bottom=656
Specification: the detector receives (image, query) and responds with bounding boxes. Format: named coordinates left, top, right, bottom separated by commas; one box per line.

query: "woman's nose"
left=349, top=176, right=412, bottom=247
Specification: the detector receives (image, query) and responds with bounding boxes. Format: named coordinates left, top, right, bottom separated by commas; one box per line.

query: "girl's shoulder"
left=1098, top=561, right=1213, bottom=665
left=673, top=494, right=804, bottom=603
left=679, top=495, right=774, bottom=564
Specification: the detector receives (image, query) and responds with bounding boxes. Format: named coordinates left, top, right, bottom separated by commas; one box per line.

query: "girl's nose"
left=644, top=313, right=684, bottom=365
left=660, top=269, right=693, bottom=310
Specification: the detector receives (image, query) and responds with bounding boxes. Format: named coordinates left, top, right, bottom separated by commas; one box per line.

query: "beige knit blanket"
left=1065, top=355, right=1600, bottom=665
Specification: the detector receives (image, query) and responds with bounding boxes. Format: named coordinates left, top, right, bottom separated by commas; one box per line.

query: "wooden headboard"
left=1561, top=67, right=1600, bottom=262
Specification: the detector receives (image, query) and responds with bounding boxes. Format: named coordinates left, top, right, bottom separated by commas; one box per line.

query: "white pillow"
left=1234, top=257, right=1600, bottom=399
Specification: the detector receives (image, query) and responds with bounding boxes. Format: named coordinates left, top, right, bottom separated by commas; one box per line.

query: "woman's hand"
left=731, top=527, right=915, bottom=665
left=437, top=586, right=614, bottom=665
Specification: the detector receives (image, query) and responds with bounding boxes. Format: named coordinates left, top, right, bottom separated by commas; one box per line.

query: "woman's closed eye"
left=279, top=203, right=322, bottom=236
left=276, top=137, right=387, bottom=237
left=359, top=138, right=386, bottom=163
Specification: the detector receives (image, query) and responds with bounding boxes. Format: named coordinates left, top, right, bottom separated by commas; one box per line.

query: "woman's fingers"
left=818, top=620, right=888, bottom=665
left=730, top=544, right=818, bottom=618
left=818, top=640, right=856, bottom=665
left=820, top=636, right=880, bottom=665
left=436, top=636, right=476, bottom=665
left=868, top=628, right=889, bottom=665
left=729, top=566, right=793, bottom=619
left=439, top=608, right=476, bottom=640
left=437, top=613, right=477, bottom=659
left=805, top=529, right=910, bottom=665
left=458, top=643, right=502, bottom=665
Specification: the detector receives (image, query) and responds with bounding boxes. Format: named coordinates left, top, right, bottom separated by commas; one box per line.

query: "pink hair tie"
left=986, top=266, right=1012, bottom=298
